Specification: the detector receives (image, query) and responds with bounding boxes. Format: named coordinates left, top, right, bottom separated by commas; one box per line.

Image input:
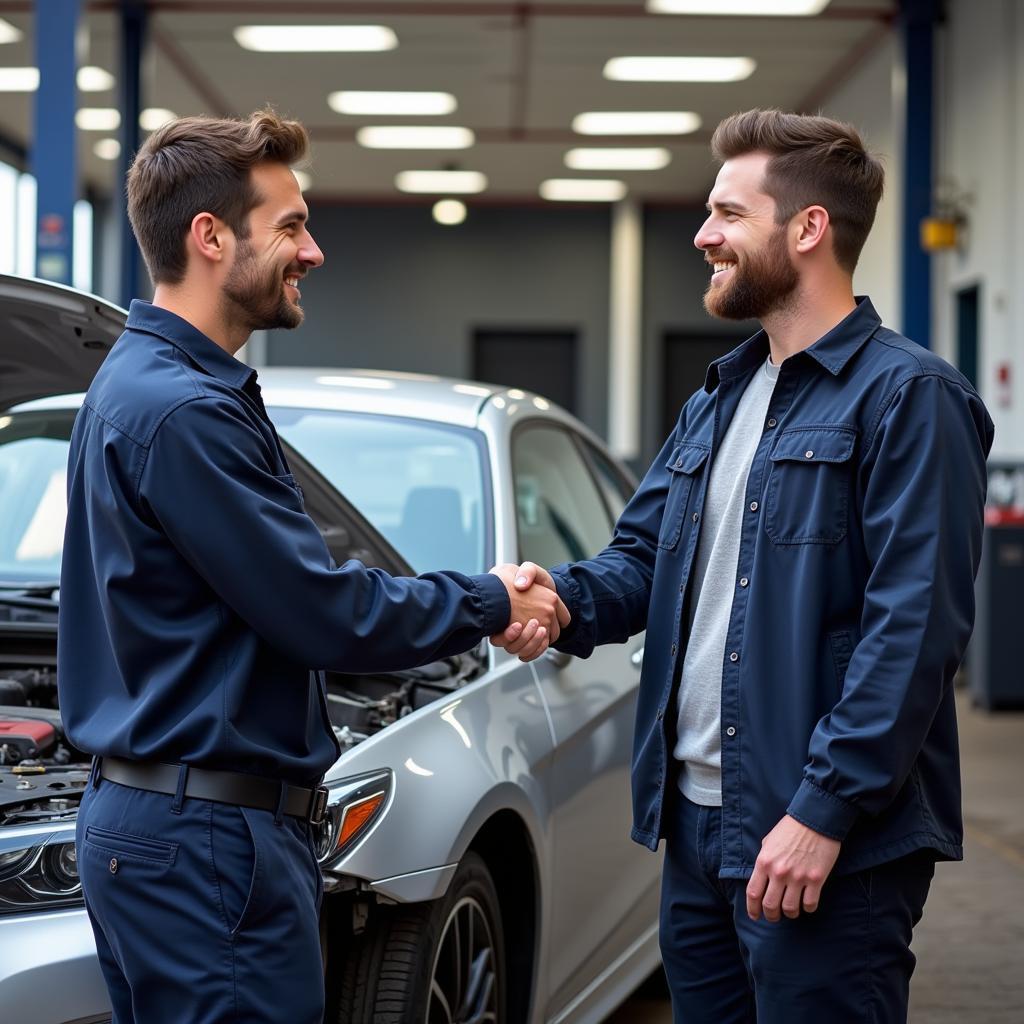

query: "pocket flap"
left=666, top=442, right=710, bottom=475
left=770, top=426, right=856, bottom=464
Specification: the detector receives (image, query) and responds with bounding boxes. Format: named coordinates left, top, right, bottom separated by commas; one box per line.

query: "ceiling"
left=0, top=0, right=896, bottom=203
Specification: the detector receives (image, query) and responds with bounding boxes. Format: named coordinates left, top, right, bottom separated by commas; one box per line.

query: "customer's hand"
left=746, top=815, right=841, bottom=922
left=489, top=562, right=570, bottom=662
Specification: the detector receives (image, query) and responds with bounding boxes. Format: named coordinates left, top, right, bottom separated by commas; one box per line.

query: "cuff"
left=469, top=572, right=512, bottom=636
left=786, top=778, right=860, bottom=841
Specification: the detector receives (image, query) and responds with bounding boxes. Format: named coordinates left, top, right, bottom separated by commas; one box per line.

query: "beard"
left=703, top=225, right=798, bottom=321
left=223, top=237, right=304, bottom=332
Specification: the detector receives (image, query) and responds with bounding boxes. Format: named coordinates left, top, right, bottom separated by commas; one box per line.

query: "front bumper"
left=0, top=907, right=110, bottom=1024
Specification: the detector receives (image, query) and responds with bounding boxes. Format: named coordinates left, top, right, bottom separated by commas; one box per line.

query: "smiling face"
left=222, top=162, right=324, bottom=333
left=694, top=151, right=799, bottom=321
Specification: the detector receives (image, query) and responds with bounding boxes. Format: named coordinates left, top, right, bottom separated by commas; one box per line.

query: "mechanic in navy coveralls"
left=497, top=110, right=994, bottom=1023
left=57, top=110, right=567, bottom=1024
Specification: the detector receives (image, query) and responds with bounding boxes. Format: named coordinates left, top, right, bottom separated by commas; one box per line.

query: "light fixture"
left=647, top=0, right=829, bottom=13
left=573, top=111, right=701, bottom=135
left=234, top=25, right=397, bottom=52
left=433, top=199, right=467, bottom=225
left=357, top=126, right=474, bottom=150
left=540, top=179, right=627, bottom=202
left=395, top=170, right=487, bottom=194
left=604, top=56, right=756, bottom=82
left=292, top=169, right=313, bottom=192
left=565, top=148, right=671, bottom=171
left=77, top=66, right=115, bottom=92
left=140, top=107, right=177, bottom=131
left=329, top=91, right=456, bottom=116
left=76, top=108, right=121, bottom=131
left=0, top=67, right=39, bottom=92
left=0, top=17, right=22, bottom=44
left=93, top=138, right=121, bottom=161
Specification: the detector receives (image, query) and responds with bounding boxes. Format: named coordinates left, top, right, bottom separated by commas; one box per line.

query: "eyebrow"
left=706, top=199, right=750, bottom=214
left=275, top=209, right=308, bottom=226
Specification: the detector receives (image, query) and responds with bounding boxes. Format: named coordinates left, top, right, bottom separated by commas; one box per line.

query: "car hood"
left=0, top=274, right=126, bottom=414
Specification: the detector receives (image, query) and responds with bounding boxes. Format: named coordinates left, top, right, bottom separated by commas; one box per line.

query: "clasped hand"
left=488, top=562, right=567, bottom=662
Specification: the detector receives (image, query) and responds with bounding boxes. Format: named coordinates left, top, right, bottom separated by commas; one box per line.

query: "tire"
left=336, top=851, right=506, bottom=1024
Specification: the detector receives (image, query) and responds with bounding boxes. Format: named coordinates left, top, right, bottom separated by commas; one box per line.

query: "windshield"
left=272, top=408, right=487, bottom=575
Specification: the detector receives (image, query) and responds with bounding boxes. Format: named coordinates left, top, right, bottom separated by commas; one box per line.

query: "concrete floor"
left=606, top=688, right=1024, bottom=1023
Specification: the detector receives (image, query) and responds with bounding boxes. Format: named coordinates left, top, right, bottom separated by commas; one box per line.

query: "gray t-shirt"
left=674, top=357, right=780, bottom=806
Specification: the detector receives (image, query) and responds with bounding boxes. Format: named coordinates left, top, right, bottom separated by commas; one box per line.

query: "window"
left=581, top=441, right=635, bottom=524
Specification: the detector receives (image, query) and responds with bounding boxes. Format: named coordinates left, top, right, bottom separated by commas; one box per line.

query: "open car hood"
left=0, top=274, right=126, bottom=414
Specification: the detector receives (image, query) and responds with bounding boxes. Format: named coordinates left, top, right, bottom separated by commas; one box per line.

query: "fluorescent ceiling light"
left=358, top=126, right=474, bottom=149
left=604, top=56, right=756, bottom=82
left=573, top=111, right=701, bottom=135
left=329, top=91, right=456, bottom=116
left=0, top=18, right=23, bottom=44
left=540, top=179, right=627, bottom=202
left=77, top=66, right=115, bottom=92
left=565, top=147, right=671, bottom=171
left=395, top=170, right=487, bottom=194
left=648, top=0, right=829, bottom=13
left=292, top=169, right=313, bottom=192
left=140, top=107, right=177, bottom=131
left=76, top=108, right=121, bottom=131
left=234, top=25, right=397, bottom=52
left=433, top=199, right=467, bottom=225
left=0, top=67, right=39, bottom=92
left=93, top=138, right=121, bottom=161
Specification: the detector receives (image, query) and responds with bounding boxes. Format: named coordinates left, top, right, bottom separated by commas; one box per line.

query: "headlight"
left=314, top=769, right=392, bottom=867
left=0, top=827, right=82, bottom=914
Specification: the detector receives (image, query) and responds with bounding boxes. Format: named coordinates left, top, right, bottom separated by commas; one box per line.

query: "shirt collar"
left=703, top=296, right=881, bottom=393
left=125, top=300, right=257, bottom=390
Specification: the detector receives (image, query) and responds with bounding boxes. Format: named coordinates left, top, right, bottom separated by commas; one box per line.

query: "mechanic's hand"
left=488, top=562, right=570, bottom=662
left=746, top=815, right=841, bottom=922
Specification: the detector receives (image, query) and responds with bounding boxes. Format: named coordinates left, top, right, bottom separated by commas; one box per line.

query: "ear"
left=187, top=211, right=231, bottom=265
left=793, top=205, right=830, bottom=256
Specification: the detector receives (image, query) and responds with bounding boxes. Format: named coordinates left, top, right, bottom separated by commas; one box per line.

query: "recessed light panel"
left=234, top=25, right=398, bottom=52
left=140, top=108, right=177, bottom=131
left=76, top=108, right=121, bottom=131
left=0, top=18, right=22, bottom=45
left=433, top=199, right=467, bottom=225
left=0, top=67, right=39, bottom=92
left=93, top=138, right=121, bottom=161
left=565, top=148, right=671, bottom=171
left=329, top=91, right=456, bottom=116
left=358, top=126, right=474, bottom=150
left=77, top=66, right=115, bottom=92
left=648, top=0, right=829, bottom=13
left=540, top=179, right=628, bottom=202
left=604, top=57, right=756, bottom=82
left=395, top=171, right=487, bottom=194
left=572, top=111, right=701, bottom=135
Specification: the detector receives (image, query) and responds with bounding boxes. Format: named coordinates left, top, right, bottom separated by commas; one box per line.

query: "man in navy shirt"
left=59, top=110, right=566, bottom=1024
left=499, top=110, right=993, bottom=1022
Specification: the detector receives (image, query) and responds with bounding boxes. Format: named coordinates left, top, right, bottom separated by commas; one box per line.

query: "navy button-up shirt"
left=551, top=299, right=994, bottom=877
left=58, top=302, right=511, bottom=785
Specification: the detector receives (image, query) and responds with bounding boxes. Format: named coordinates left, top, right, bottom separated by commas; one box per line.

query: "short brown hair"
left=126, top=109, right=309, bottom=285
left=711, top=109, right=884, bottom=273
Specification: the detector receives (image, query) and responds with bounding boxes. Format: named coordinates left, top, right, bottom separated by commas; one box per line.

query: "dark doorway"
left=472, top=329, right=578, bottom=414
left=662, top=331, right=747, bottom=440
left=956, top=285, right=980, bottom=388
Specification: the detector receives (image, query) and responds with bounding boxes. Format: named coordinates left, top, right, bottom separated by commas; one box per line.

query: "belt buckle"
left=309, top=786, right=329, bottom=825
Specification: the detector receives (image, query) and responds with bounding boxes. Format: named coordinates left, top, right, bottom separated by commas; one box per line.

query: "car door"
left=510, top=422, right=655, bottom=1015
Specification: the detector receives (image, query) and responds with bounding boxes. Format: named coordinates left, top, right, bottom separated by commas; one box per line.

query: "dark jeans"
left=659, top=794, right=934, bottom=1024
left=77, top=770, right=324, bottom=1024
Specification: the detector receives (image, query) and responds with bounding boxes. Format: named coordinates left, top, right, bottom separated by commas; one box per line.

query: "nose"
left=694, top=216, right=722, bottom=252
left=298, top=230, right=325, bottom=269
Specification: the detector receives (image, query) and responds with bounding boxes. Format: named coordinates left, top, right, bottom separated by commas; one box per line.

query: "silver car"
left=0, top=275, right=660, bottom=1024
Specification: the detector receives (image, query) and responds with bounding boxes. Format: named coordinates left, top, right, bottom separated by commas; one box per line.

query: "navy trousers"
left=659, top=795, right=934, bottom=1024
left=77, top=769, right=324, bottom=1024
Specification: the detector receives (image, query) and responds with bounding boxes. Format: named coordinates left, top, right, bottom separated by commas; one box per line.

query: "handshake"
left=488, top=562, right=568, bottom=662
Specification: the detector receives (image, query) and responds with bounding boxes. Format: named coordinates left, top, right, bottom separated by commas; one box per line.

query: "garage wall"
left=933, top=0, right=1024, bottom=460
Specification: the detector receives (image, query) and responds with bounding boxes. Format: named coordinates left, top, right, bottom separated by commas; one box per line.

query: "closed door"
left=473, top=329, right=577, bottom=414
left=662, top=330, right=747, bottom=440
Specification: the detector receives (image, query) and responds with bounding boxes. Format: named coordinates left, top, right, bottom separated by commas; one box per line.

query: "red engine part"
left=0, top=719, right=58, bottom=760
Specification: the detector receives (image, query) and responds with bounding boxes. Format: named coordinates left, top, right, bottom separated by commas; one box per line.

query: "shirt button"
left=692, top=512, right=699, bottom=522
left=739, top=577, right=749, bottom=587
left=675, top=458, right=683, bottom=468
left=749, top=501, right=759, bottom=512
left=671, top=643, right=677, bottom=656
left=109, top=858, right=118, bottom=874
left=657, top=707, right=665, bottom=721
left=767, top=418, right=777, bottom=428
left=805, top=450, right=814, bottom=459
left=729, top=651, right=739, bottom=662
left=726, top=726, right=737, bottom=737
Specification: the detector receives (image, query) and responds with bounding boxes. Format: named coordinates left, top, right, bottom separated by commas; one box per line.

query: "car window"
left=581, top=441, right=636, bottom=524
left=271, top=409, right=487, bottom=576
left=512, top=424, right=614, bottom=566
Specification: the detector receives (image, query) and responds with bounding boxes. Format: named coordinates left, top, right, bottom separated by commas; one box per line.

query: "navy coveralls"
left=549, top=299, right=994, bottom=1022
left=58, top=302, right=511, bottom=1023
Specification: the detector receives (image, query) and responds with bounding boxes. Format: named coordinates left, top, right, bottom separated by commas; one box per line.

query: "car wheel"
left=336, top=851, right=506, bottom=1023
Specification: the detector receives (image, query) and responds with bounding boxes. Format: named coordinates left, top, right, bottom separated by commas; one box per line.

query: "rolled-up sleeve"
left=138, top=395, right=510, bottom=672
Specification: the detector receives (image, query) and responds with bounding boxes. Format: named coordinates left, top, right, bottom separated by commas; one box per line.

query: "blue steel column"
left=899, top=0, right=940, bottom=348
left=31, top=0, right=80, bottom=283
left=118, top=0, right=146, bottom=306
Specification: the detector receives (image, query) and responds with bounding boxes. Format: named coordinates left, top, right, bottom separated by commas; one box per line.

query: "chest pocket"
left=765, top=426, right=857, bottom=545
left=658, top=441, right=710, bottom=550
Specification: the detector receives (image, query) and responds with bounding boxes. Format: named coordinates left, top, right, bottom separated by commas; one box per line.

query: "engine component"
left=0, top=718, right=57, bottom=763
left=0, top=678, right=27, bottom=705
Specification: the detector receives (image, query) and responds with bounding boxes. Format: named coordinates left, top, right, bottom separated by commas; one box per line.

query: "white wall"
left=934, top=0, right=1024, bottom=459
left=821, top=33, right=902, bottom=332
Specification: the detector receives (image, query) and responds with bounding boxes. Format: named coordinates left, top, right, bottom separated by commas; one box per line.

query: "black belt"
left=99, top=757, right=329, bottom=825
